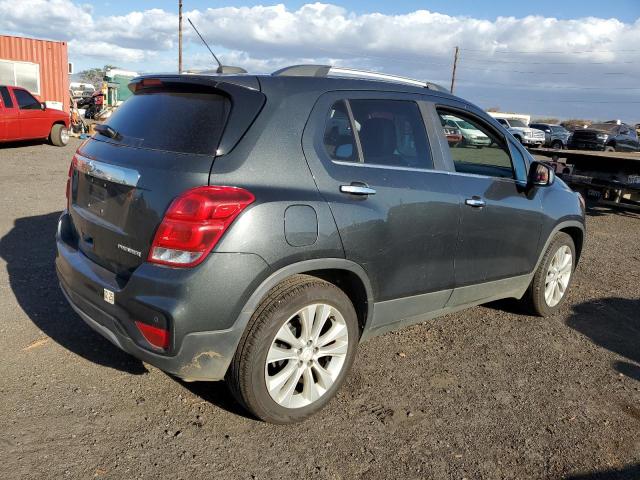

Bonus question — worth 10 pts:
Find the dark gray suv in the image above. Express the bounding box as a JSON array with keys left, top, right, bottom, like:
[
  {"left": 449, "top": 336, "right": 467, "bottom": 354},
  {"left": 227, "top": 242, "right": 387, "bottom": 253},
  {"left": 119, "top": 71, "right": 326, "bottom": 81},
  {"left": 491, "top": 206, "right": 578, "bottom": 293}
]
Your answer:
[{"left": 56, "top": 65, "right": 586, "bottom": 423}]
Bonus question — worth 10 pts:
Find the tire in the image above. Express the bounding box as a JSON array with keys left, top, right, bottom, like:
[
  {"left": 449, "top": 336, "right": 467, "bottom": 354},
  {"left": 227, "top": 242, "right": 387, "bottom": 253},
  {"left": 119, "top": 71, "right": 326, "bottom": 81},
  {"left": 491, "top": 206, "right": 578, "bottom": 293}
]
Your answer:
[
  {"left": 49, "top": 124, "right": 69, "bottom": 147},
  {"left": 514, "top": 135, "right": 523, "bottom": 144},
  {"left": 551, "top": 140, "right": 563, "bottom": 150},
  {"left": 604, "top": 145, "right": 616, "bottom": 153},
  {"left": 475, "top": 146, "right": 483, "bottom": 149},
  {"left": 227, "top": 275, "right": 359, "bottom": 424},
  {"left": 523, "top": 232, "right": 576, "bottom": 317}
]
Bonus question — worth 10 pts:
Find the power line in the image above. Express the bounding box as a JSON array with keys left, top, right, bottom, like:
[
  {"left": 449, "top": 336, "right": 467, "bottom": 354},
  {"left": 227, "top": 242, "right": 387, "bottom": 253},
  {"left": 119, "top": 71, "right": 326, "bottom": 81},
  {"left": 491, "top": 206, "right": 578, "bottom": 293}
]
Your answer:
[
  {"left": 470, "top": 97, "right": 640, "bottom": 104},
  {"left": 459, "top": 47, "right": 640, "bottom": 55},
  {"left": 459, "top": 81, "right": 640, "bottom": 91},
  {"left": 457, "top": 64, "right": 633, "bottom": 76},
  {"left": 459, "top": 57, "right": 636, "bottom": 66}
]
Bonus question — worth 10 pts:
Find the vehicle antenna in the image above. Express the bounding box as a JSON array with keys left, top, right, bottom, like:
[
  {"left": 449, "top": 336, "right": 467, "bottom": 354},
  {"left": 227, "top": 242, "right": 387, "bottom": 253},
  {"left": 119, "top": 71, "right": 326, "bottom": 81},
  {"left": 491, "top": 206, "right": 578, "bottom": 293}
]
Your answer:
[{"left": 187, "top": 18, "right": 223, "bottom": 73}]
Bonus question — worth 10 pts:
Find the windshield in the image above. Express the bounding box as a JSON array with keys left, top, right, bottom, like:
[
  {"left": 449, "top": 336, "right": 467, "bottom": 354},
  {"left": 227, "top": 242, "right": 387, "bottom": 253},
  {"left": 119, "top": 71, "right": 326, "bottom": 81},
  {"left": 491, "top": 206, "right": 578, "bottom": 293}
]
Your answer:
[
  {"left": 588, "top": 123, "right": 618, "bottom": 132},
  {"left": 509, "top": 119, "right": 528, "bottom": 128},
  {"left": 453, "top": 119, "right": 476, "bottom": 130},
  {"left": 100, "top": 89, "right": 230, "bottom": 155}
]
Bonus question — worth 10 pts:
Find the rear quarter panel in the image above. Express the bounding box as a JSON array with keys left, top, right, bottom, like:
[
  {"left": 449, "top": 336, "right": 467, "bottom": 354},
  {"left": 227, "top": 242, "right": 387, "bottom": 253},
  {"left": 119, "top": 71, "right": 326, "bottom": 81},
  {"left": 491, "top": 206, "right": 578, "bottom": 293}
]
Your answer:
[{"left": 210, "top": 79, "right": 345, "bottom": 269}]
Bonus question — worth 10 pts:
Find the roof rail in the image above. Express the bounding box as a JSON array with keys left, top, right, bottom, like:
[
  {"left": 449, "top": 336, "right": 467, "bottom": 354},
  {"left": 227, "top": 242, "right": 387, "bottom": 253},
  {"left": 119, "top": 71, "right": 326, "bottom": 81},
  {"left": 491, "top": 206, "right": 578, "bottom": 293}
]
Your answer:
[{"left": 272, "top": 64, "right": 447, "bottom": 92}]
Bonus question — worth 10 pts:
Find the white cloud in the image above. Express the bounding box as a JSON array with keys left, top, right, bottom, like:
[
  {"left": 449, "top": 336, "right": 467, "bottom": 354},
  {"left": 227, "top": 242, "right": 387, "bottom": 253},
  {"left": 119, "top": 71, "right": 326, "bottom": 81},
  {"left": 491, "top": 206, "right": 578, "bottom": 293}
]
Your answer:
[{"left": 1, "top": 1, "right": 639, "bottom": 118}]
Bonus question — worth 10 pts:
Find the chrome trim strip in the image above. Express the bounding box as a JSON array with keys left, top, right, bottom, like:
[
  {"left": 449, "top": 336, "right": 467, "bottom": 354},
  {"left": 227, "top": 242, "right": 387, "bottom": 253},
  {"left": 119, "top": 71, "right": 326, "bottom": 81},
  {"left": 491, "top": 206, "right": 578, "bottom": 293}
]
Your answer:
[
  {"left": 331, "top": 160, "right": 449, "bottom": 174},
  {"left": 75, "top": 154, "right": 140, "bottom": 187}
]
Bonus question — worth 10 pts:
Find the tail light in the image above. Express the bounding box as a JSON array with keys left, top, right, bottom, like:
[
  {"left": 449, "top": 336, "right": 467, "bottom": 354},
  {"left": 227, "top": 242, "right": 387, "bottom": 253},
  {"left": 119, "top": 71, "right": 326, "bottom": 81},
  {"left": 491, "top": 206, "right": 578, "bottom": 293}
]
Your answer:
[
  {"left": 148, "top": 186, "right": 255, "bottom": 268},
  {"left": 66, "top": 155, "right": 77, "bottom": 208},
  {"left": 135, "top": 321, "right": 169, "bottom": 350}
]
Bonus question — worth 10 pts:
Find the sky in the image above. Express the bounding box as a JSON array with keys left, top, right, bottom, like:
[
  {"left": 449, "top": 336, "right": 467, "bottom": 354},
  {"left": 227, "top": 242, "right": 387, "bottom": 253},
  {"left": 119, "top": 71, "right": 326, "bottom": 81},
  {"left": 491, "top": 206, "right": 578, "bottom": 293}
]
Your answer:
[{"left": 1, "top": 0, "right": 639, "bottom": 121}]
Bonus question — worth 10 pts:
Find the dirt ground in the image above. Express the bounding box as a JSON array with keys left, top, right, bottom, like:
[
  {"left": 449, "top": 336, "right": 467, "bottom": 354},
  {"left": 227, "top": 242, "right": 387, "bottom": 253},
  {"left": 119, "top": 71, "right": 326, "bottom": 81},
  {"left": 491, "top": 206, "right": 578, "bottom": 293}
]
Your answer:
[{"left": 1, "top": 139, "right": 639, "bottom": 480}]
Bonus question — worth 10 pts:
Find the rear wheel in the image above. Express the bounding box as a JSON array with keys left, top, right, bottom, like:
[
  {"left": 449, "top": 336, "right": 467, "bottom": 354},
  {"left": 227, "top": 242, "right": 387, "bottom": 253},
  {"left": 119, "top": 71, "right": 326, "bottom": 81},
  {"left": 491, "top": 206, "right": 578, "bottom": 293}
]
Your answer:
[
  {"left": 50, "top": 124, "right": 69, "bottom": 147},
  {"left": 227, "top": 275, "right": 359, "bottom": 423},
  {"left": 523, "top": 232, "right": 576, "bottom": 316}
]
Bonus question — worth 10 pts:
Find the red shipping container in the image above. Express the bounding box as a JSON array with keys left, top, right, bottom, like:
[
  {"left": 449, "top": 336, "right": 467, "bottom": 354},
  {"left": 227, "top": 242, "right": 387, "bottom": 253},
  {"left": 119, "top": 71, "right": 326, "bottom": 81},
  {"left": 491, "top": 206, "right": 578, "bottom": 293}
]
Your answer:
[{"left": 0, "top": 35, "right": 69, "bottom": 113}]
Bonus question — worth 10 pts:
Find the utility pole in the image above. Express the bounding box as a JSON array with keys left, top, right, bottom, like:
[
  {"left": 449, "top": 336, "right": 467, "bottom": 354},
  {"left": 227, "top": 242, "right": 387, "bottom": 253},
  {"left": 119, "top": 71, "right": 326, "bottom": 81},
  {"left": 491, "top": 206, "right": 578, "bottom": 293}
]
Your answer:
[
  {"left": 178, "top": 0, "right": 183, "bottom": 73},
  {"left": 450, "top": 46, "right": 459, "bottom": 94}
]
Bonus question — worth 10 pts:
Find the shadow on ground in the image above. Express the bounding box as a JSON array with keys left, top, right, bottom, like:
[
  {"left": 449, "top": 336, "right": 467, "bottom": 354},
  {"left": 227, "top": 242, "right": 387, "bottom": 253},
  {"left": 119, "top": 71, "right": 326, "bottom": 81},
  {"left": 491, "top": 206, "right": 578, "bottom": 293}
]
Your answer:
[
  {"left": 0, "top": 139, "right": 51, "bottom": 149},
  {"left": 564, "top": 463, "right": 640, "bottom": 480},
  {"left": 566, "top": 297, "right": 640, "bottom": 381},
  {"left": 0, "top": 211, "right": 147, "bottom": 374},
  {"left": 173, "top": 377, "right": 254, "bottom": 419},
  {"left": 585, "top": 203, "right": 640, "bottom": 219}
]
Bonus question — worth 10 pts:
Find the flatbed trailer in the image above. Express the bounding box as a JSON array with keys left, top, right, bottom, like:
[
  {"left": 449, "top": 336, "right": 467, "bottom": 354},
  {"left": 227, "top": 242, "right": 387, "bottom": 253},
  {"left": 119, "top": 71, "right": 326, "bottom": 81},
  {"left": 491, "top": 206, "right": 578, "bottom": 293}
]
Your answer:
[{"left": 530, "top": 148, "right": 640, "bottom": 206}]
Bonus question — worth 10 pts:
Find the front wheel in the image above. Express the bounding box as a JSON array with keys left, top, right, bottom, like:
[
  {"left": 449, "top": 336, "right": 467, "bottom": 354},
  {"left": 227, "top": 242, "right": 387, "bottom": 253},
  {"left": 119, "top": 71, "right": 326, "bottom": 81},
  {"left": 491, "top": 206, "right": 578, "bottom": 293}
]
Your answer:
[
  {"left": 551, "top": 140, "right": 563, "bottom": 150},
  {"left": 604, "top": 145, "right": 616, "bottom": 153},
  {"left": 523, "top": 232, "right": 576, "bottom": 316},
  {"left": 227, "top": 275, "right": 359, "bottom": 423},
  {"left": 50, "top": 124, "right": 69, "bottom": 147}
]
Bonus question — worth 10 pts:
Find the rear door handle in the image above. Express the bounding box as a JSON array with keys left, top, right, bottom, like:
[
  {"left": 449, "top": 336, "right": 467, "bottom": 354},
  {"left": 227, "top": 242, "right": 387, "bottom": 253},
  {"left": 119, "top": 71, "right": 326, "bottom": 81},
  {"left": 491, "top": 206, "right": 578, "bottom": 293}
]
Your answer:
[
  {"left": 340, "top": 184, "right": 376, "bottom": 196},
  {"left": 465, "top": 197, "right": 486, "bottom": 208}
]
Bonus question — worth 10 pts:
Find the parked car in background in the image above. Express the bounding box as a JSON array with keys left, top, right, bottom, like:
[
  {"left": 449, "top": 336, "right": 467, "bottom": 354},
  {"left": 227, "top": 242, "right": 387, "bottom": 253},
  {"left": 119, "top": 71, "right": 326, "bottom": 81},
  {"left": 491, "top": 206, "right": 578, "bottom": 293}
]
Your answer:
[
  {"left": 442, "top": 115, "right": 491, "bottom": 148},
  {"left": 494, "top": 117, "right": 545, "bottom": 147},
  {"left": 0, "top": 85, "right": 70, "bottom": 146},
  {"left": 529, "top": 123, "right": 572, "bottom": 149},
  {"left": 568, "top": 121, "right": 640, "bottom": 152},
  {"left": 56, "top": 66, "right": 585, "bottom": 423},
  {"left": 443, "top": 123, "right": 463, "bottom": 147},
  {"left": 69, "top": 82, "right": 96, "bottom": 100}
]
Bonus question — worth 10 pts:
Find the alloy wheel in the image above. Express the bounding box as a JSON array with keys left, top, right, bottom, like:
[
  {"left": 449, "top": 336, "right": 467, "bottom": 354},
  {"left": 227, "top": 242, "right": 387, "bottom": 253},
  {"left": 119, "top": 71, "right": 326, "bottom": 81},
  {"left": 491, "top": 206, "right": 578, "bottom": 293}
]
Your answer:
[
  {"left": 544, "top": 245, "right": 573, "bottom": 307},
  {"left": 264, "top": 303, "right": 349, "bottom": 409}
]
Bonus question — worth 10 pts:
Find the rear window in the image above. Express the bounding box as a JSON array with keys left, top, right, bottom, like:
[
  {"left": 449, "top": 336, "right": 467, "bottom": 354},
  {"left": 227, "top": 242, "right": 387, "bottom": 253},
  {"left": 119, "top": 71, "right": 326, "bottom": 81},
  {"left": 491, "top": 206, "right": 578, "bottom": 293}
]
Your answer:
[{"left": 101, "top": 89, "right": 230, "bottom": 155}]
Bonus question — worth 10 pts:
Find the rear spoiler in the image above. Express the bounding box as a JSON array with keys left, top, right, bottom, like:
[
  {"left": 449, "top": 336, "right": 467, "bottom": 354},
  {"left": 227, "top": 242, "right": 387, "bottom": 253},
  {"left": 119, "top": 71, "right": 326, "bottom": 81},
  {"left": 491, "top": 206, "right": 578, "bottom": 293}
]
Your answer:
[{"left": 128, "top": 74, "right": 266, "bottom": 156}]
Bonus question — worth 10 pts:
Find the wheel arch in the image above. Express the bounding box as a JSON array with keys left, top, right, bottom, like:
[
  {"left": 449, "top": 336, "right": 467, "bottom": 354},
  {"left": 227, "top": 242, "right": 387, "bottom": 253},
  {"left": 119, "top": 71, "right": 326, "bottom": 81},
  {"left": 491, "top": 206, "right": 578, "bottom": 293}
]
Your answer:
[
  {"left": 559, "top": 225, "right": 584, "bottom": 262},
  {"left": 51, "top": 120, "right": 69, "bottom": 130},
  {"left": 534, "top": 220, "right": 585, "bottom": 273},
  {"left": 236, "top": 259, "right": 374, "bottom": 340}
]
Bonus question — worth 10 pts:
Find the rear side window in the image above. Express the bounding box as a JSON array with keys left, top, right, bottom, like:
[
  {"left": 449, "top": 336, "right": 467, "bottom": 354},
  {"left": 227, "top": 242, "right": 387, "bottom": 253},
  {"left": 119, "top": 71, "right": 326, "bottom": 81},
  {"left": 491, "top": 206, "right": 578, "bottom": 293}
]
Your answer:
[
  {"left": 0, "top": 87, "right": 13, "bottom": 108},
  {"left": 13, "top": 89, "right": 40, "bottom": 110},
  {"left": 103, "top": 89, "right": 230, "bottom": 155},
  {"left": 324, "top": 100, "right": 357, "bottom": 162},
  {"left": 437, "top": 110, "right": 515, "bottom": 179},
  {"left": 323, "top": 98, "right": 432, "bottom": 169}
]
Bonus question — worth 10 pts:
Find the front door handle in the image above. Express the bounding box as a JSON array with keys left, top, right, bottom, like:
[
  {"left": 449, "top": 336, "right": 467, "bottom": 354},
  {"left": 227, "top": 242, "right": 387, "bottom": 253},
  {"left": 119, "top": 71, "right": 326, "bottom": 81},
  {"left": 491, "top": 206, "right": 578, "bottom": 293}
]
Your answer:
[
  {"left": 340, "top": 184, "right": 376, "bottom": 196},
  {"left": 465, "top": 197, "right": 486, "bottom": 208}
]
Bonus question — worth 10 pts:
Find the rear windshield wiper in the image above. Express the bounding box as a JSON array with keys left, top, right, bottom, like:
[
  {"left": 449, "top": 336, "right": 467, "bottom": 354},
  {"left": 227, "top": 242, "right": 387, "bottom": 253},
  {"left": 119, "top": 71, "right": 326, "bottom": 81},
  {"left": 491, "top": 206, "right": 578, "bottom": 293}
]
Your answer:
[{"left": 94, "top": 124, "right": 122, "bottom": 141}]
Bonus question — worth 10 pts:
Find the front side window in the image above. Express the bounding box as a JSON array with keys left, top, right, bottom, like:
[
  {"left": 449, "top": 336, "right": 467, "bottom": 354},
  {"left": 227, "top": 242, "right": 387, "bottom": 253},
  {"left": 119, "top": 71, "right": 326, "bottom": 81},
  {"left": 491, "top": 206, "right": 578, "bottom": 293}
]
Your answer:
[
  {"left": 437, "top": 110, "right": 515, "bottom": 179},
  {"left": 323, "top": 99, "right": 432, "bottom": 169},
  {"left": 13, "top": 89, "right": 41, "bottom": 110}
]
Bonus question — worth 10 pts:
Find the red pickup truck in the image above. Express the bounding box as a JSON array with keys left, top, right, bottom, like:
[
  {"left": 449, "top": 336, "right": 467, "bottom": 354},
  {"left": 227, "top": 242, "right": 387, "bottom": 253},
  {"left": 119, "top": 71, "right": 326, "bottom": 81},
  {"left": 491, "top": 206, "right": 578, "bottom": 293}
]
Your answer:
[{"left": 0, "top": 85, "right": 70, "bottom": 147}]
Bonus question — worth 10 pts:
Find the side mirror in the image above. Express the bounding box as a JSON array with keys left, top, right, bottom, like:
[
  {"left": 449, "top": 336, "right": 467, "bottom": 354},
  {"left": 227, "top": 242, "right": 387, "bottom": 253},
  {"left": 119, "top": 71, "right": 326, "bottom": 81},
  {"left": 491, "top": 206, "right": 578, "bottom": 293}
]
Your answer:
[
  {"left": 528, "top": 161, "right": 555, "bottom": 187},
  {"left": 40, "top": 102, "right": 46, "bottom": 110}
]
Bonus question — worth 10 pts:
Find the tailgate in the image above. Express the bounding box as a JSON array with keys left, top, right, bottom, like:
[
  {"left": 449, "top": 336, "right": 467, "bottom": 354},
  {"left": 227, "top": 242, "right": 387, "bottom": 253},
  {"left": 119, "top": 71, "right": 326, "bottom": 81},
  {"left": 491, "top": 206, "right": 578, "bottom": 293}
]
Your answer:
[{"left": 67, "top": 76, "right": 265, "bottom": 277}]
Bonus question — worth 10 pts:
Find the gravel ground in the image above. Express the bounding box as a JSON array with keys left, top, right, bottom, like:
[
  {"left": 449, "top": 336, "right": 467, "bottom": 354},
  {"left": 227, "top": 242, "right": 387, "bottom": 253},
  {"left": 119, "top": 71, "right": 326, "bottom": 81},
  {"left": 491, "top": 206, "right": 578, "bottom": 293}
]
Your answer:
[{"left": 1, "top": 139, "right": 639, "bottom": 480}]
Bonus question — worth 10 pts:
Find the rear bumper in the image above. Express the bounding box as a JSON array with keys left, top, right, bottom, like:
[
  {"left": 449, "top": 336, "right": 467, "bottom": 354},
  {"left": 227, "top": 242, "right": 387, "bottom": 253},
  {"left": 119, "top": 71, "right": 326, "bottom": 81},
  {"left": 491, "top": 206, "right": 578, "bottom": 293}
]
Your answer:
[{"left": 55, "top": 212, "right": 270, "bottom": 381}]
